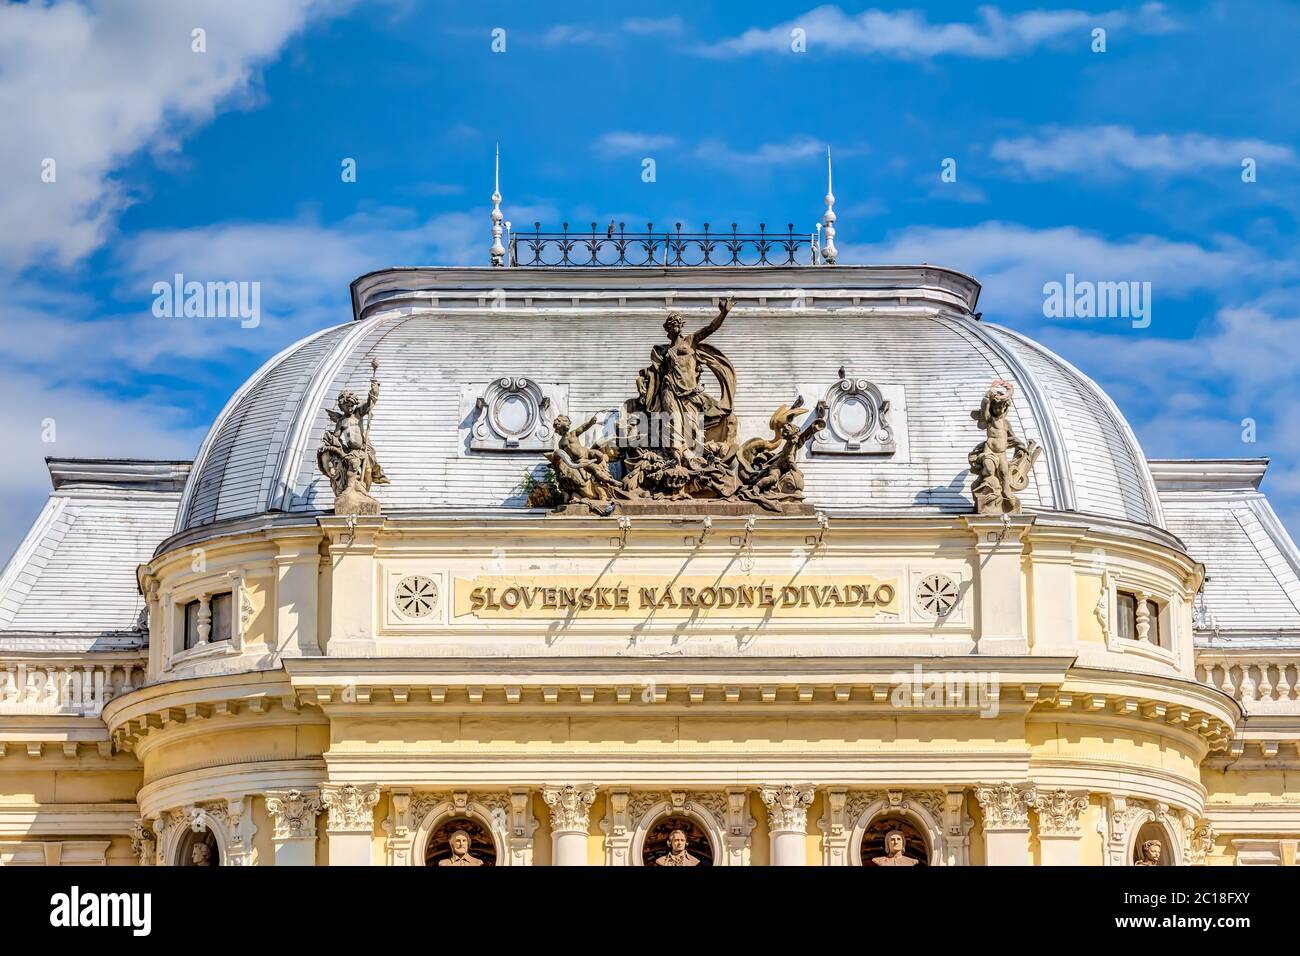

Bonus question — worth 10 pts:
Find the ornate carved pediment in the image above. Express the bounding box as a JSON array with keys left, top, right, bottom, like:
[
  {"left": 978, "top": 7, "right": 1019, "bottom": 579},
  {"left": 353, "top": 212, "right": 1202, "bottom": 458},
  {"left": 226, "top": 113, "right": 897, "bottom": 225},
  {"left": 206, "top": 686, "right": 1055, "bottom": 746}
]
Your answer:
[
  {"left": 465, "top": 377, "right": 563, "bottom": 451},
  {"left": 811, "top": 373, "right": 896, "bottom": 455}
]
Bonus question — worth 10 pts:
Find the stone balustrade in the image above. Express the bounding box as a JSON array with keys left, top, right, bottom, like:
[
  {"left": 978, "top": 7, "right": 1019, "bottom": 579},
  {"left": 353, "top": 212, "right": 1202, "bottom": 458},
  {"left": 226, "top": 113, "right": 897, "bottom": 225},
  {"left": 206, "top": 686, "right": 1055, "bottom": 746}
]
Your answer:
[
  {"left": 1196, "top": 653, "right": 1300, "bottom": 713},
  {"left": 0, "top": 656, "right": 146, "bottom": 717}
]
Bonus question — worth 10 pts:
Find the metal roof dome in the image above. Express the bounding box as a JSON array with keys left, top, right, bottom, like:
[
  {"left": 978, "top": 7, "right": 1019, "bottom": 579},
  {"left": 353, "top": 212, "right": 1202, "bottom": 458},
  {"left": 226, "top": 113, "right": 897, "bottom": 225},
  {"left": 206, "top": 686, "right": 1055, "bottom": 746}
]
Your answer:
[{"left": 172, "top": 265, "right": 1161, "bottom": 540}]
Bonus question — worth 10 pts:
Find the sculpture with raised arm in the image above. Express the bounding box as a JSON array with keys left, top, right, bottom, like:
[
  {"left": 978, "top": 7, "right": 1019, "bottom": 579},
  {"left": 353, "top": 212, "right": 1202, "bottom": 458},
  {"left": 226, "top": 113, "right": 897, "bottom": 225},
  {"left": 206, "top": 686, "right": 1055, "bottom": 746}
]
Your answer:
[{"left": 317, "top": 358, "right": 389, "bottom": 516}]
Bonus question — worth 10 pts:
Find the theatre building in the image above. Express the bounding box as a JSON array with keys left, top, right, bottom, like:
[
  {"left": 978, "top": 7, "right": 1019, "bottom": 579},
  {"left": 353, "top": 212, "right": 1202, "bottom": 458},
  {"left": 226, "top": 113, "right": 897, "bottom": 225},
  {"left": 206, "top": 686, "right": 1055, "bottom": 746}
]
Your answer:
[{"left": 1, "top": 211, "right": 1298, "bottom": 867}]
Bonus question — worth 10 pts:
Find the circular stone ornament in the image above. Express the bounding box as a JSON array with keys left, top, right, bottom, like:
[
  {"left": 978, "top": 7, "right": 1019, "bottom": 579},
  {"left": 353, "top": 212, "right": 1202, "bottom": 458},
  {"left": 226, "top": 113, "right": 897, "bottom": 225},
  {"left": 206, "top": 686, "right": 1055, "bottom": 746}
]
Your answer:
[
  {"left": 395, "top": 575, "right": 439, "bottom": 618},
  {"left": 915, "top": 574, "right": 959, "bottom": 617}
]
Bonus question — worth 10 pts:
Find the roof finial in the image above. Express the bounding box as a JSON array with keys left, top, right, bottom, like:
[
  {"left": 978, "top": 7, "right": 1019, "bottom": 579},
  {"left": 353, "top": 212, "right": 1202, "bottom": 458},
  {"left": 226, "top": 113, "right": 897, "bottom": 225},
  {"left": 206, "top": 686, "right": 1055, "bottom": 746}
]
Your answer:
[
  {"left": 821, "top": 146, "right": 837, "bottom": 265},
  {"left": 490, "top": 144, "right": 506, "bottom": 267}
]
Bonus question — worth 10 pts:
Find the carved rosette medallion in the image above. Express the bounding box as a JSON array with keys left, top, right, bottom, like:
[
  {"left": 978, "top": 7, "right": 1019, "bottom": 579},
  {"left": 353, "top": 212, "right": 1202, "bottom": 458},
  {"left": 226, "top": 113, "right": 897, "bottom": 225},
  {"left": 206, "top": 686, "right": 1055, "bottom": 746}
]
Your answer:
[
  {"left": 760, "top": 784, "right": 814, "bottom": 833},
  {"left": 321, "top": 783, "right": 380, "bottom": 833},
  {"left": 266, "top": 789, "right": 324, "bottom": 841},
  {"left": 1033, "top": 788, "right": 1090, "bottom": 837},
  {"left": 975, "top": 783, "right": 1037, "bottom": 831},
  {"left": 543, "top": 785, "right": 596, "bottom": 833},
  {"left": 915, "top": 573, "right": 960, "bottom": 618},
  {"left": 394, "top": 575, "right": 438, "bottom": 618}
]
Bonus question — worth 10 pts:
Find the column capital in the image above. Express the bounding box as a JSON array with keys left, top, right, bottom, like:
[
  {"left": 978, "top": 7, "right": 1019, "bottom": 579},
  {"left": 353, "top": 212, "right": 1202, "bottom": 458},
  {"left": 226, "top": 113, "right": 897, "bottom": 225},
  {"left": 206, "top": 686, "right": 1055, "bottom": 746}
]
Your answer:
[
  {"left": 760, "top": 784, "right": 814, "bottom": 833},
  {"left": 321, "top": 783, "right": 380, "bottom": 834},
  {"left": 266, "top": 788, "right": 324, "bottom": 841},
  {"left": 1033, "top": 788, "right": 1089, "bottom": 837},
  {"left": 543, "top": 784, "right": 596, "bottom": 833},
  {"left": 975, "top": 782, "right": 1037, "bottom": 831}
]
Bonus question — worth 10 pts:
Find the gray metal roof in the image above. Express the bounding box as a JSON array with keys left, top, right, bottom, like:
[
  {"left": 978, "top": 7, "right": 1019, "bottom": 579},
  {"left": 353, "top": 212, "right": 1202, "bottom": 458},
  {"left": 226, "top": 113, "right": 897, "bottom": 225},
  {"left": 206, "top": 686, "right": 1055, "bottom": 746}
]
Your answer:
[
  {"left": 173, "top": 267, "right": 1162, "bottom": 535},
  {"left": 0, "top": 460, "right": 187, "bottom": 640},
  {"left": 1153, "top": 460, "right": 1300, "bottom": 639}
]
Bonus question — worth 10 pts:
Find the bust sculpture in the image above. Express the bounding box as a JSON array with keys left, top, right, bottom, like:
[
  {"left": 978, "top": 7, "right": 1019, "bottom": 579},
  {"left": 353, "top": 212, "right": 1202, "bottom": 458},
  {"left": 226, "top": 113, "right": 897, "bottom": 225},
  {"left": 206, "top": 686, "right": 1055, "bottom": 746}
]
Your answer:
[
  {"left": 871, "top": 829, "right": 918, "bottom": 866},
  {"left": 191, "top": 842, "right": 213, "bottom": 866},
  {"left": 316, "top": 357, "right": 389, "bottom": 516},
  {"left": 654, "top": 828, "right": 701, "bottom": 866},
  {"left": 438, "top": 829, "right": 485, "bottom": 867},
  {"left": 969, "top": 380, "right": 1041, "bottom": 515},
  {"left": 1134, "top": 839, "right": 1162, "bottom": 866}
]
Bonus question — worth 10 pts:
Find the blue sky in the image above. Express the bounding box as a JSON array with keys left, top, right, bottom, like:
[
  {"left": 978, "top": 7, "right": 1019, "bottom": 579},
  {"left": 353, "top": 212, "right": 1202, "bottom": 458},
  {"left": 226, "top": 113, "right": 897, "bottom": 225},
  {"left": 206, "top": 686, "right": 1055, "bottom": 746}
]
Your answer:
[{"left": 2, "top": 0, "right": 1299, "bottom": 561}]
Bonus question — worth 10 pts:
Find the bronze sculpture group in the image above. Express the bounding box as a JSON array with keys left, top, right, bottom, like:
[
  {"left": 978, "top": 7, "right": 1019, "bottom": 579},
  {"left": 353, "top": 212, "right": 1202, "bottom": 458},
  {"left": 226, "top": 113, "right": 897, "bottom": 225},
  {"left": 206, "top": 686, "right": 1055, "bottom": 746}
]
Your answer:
[
  {"left": 545, "top": 298, "right": 827, "bottom": 515},
  {"left": 314, "top": 308, "right": 1040, "bottom": 519}
]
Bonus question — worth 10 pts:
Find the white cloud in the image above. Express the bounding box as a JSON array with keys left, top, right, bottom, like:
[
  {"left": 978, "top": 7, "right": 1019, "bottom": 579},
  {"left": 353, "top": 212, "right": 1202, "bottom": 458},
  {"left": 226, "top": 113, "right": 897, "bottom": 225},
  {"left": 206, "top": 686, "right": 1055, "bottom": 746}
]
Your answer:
[
  {"left": 700, "top": 3, "right": 1177, "bottom": 59},
  {"left": 695, "top": 135, "right": 828, "bottom": 167},
  {"left": 991, "top": 125, "right": 1298, "bottom": 179},
  {"left": 0, "top": 370, "right": 204, "bottom": 567},
  {"left": 0, "top": 0, "right": 347, "bottom": 271},
  {"left": 594, "top": 132, "right": 678, "bottom": 157},
  {"left": 623, "top": 17, "right": 685, "bottom": 37},
  {"left": 846, "top": 221, "right": 1286, "bottom": 319}
]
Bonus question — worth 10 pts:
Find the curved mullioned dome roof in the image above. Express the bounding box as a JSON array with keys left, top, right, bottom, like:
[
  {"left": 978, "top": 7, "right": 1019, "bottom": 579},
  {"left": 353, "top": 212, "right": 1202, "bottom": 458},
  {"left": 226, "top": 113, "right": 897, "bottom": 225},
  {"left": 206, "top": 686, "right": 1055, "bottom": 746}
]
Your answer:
[{"left": 174, "top": 296, "right": 1162, "bottom": 538}]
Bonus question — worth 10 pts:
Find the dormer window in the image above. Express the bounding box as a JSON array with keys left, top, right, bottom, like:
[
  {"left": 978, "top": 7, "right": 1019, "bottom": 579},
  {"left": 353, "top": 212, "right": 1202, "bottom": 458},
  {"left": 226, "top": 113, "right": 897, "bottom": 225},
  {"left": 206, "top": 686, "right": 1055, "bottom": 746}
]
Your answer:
[
  {"left": 1117, "top": 590, "right": 1162, "bottom": 646},
  {"left": 183, "top": 592, "right": 233, "bottom": 649}
]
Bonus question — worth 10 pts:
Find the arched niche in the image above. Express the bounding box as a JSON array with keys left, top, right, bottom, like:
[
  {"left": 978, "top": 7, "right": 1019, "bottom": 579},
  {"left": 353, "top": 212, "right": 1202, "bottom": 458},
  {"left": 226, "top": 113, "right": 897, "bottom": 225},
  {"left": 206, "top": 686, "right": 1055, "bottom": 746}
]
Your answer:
[
  {"left": 1129, "top": 816, "right": 1180, "bottom": 867},
  {"left": 629, "top": 798, "right": 728, "bottom": 866},
  {"left": 411, "top": 798, "right": 509, "bottom": 866},
  {"left": 848, "top": 795, "right": 944, "bottom": 866}
]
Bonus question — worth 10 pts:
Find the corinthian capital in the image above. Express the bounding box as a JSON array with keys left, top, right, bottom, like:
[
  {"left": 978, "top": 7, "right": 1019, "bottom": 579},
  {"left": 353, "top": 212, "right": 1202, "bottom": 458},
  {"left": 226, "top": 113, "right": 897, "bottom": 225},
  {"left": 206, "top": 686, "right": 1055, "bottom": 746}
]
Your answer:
[
  {"left": 266, "top": 789, "right": 324, "bottom": 841},
  {"left": 1033, "top": 789, "right": 1089, "bottom": 837},
  {"left": 320, "top": 783, "right": 380, "bottom": 833},
  {"left": 975, "top": 783, "right": 1037, "bottom": 831},
  {"left": 543, "top": 785, "right": 596, "bottom": 832},
  {"left": 760, "top": 784, "right": 814, "bottom": 833}
]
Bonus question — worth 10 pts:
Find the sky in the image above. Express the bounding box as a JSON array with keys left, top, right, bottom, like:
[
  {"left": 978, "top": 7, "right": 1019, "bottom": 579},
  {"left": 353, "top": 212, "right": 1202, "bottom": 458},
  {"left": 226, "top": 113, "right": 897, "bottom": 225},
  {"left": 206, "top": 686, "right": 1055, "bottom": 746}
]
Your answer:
[{"left": 1, "top": 0, "right": 1299, "bottom": 563}]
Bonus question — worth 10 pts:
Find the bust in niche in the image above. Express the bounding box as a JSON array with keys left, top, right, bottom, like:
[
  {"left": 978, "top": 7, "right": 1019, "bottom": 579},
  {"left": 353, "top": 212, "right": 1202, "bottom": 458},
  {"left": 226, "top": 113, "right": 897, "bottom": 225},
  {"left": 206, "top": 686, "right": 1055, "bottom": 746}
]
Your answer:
[
  {"left": 871, "top": 829, "right": 919, "bottom": 866},
  {"left": 654, "top": 828, "right": 701, "bottom": 866},
  {"left": 1134, "top": 840, "right": 1163, "bottom": 866},
  {"left": 438, "top": 829, "right": 485, "bottom": 867}
]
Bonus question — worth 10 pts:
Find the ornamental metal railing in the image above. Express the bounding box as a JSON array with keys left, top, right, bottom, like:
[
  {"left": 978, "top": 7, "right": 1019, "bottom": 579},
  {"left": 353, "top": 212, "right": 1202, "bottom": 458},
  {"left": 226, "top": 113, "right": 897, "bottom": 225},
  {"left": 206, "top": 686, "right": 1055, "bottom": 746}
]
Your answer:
[{"left": 509, "top": 221, "right": 822, "bottom": 267}]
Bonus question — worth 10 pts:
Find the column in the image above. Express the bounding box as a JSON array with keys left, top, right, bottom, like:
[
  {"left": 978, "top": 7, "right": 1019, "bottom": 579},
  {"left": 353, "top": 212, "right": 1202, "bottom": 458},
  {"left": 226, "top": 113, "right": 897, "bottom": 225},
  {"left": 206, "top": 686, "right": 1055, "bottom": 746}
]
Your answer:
[
  {"left": 319, "top": 517, "right": 384, "bottom": 652},
  {"left": 543, "top": 785, "right": 595, "bottom": 866},
  {"left": 964, "top": 516, "right": 1033, "bottom": 655},
  {"left": 274, "top": 528, "right": 324, "bottom": 657},
  {"left": 1025, "top": 526, "right": 1085, "bottom": 655},
  {"left": 975, "top": 783, "right": 1036, "bottom": 865},
  {"left": 761, "top": 784, "right": 813, "bottom": 866},
  {"left": 321, "top": 783, "right": 379, "bottom": 866},
  {"left": 1032, "top": 788, "right": 1089, "bottom": 866},
  {"left": 943, "top": 787, "right": 972, "bottom": 867},
  {"left": 266, "top": 789, "right": 323, "bottom": 866}
]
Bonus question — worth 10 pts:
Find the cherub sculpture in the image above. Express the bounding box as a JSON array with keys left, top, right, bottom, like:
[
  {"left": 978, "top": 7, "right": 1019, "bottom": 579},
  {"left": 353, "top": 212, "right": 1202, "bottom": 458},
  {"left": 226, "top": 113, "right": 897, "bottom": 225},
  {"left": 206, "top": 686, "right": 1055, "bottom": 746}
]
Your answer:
[
  {"left": 316, "top": 358, "right": 389, "bottom": 515},
  {"left": 545, "top": 413, "right": 624, "bottom": 513},
  {"left": 736, "top": 402, "right": 826, "bottom": 512},
  {"left": 968, "top": 381, "right": 1040, "bottom": 515}
]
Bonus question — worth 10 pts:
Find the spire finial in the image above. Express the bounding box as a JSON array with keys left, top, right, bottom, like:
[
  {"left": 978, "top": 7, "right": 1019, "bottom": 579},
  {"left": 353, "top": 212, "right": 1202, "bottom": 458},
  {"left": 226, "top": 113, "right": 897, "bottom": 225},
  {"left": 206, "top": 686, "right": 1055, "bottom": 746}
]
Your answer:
[
  {"left": 821, "top": 146, "right": 837, "bottom": 265},
  {"left": 490, "top": 144, "right": 506, "bottom": 267}
]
